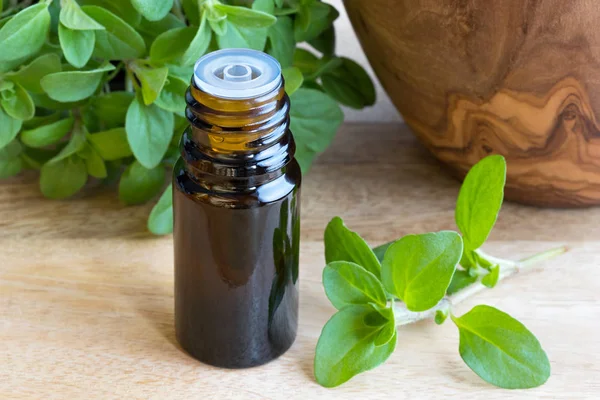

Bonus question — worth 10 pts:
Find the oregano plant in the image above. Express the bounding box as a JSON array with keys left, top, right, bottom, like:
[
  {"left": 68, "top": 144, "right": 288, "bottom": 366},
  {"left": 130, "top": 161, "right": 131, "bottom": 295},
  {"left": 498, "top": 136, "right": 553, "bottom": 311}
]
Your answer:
[
  {"left": 0, "top": 0, "right": 374, "bottom": 234},
  {"left": 315, "top": 155, "right": 566, "bottom": 388}
]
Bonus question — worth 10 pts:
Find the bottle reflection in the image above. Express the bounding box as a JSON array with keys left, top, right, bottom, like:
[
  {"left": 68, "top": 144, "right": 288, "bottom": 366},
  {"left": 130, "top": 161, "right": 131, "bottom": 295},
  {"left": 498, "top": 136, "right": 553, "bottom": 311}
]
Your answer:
[{"left": 268, "top": 196, "right": 300, "bottom": 347}]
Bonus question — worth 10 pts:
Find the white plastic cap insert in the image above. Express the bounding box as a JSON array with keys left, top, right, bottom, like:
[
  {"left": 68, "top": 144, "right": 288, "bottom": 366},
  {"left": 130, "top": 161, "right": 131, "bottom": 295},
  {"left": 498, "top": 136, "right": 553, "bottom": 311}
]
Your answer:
[{"left": 193, "top": 49, "right": 282, "bottom": 99}]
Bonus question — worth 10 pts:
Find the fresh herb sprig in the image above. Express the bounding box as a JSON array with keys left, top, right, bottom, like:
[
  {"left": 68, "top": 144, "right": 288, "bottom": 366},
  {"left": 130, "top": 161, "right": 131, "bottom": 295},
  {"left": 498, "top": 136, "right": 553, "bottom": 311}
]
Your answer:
[
  {"left": 0, "top": 0, "right": 374, "bottom": 234},
  {"left": 315, "top": 155, "right": 566, "bottom": 388}
]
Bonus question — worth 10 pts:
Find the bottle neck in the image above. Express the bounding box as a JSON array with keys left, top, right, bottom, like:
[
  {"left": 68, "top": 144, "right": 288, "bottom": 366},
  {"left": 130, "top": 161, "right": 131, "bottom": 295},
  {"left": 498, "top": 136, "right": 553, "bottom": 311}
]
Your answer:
[{"left": 180, "top": 80, "right": 294, "bottom": 189}]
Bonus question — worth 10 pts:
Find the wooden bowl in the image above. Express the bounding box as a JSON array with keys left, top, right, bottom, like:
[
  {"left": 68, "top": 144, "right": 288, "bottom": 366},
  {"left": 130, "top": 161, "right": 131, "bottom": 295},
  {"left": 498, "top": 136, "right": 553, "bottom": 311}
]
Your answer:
[{"left": 344, "top": 0, "right": 600, "bottom": 207}]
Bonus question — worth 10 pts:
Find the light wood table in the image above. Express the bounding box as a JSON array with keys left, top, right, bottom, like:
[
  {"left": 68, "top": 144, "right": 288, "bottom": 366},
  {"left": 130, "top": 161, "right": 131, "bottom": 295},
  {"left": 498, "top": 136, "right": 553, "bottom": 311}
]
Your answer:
[{"left": 1, "top": 124, "right": 599, "bottom": 399}]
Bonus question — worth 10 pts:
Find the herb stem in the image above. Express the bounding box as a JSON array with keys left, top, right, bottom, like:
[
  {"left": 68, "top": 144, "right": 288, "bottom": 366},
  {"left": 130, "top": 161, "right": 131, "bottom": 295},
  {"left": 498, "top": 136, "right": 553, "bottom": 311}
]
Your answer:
[{"left": 393, "top": 246, "right": 568, "bottom": 326}]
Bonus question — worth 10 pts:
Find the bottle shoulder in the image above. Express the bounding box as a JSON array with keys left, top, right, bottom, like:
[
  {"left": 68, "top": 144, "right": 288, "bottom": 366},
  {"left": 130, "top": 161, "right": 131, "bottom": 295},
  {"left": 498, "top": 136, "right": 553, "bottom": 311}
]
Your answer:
[{"left": 173, "top": 157, "right": 301, "bottom": 208}]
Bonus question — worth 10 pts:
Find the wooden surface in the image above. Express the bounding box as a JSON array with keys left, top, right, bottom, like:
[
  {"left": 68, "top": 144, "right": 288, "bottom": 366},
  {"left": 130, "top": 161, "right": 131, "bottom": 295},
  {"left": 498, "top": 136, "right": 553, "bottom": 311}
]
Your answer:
[
  {"left": 1, "top": 123, "right": 600, "bottom": 399},
  {"left": 345, "top": 0, "right": 600, "bottom": 207}
]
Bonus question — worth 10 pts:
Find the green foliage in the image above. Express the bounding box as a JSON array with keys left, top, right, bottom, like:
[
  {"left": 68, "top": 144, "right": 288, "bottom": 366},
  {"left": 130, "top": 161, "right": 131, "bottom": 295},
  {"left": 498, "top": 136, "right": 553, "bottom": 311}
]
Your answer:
[
  {"left": 40, "top": 62, "right": 115, "bottom": 102},
  {"left": 324, "top": 216, "right": 381, "bottom": 278},
  {"left": 125, "top": 96, "right": 173, "bottom": 169},
  {"left": 0, "top": 140, "right": 23, "bottom": 178},
  {"left": 60, "top": 0, "right": 105, "bottom": 30},
  {"left": 381, "top": 231, "right": 462, "bottom": 311},
  {"left": 316, "top": 156, "right": 553, "bottom": 389},
  {"left": 456, "top": 155, "right": 506, "bottom": 252},
  {"left": 0, "top": 3, "right": 51, "bottom": 62},
  {"left": 118, "top": 160, "right": 165, "bottom": 205},
  {"left": 21, "top": 116, "right": 74, "bottom": 148},
  {"left": 148, "top": 185, "right": 173, "bottom": 235},
  {"left": 40, "top": 156, "right": 88, "bottom": 199},
  {"left": 0, "top": 0, "right": 375, "bottom": 235},
  {"left": 0, "top": 107, "right": 22, "bottom": 148},
  {"left": 58, "top": 23, "right": 95, "bottom": 68},
  {"left": 289, "top": 87, "right": 343, "bottom": 172},
  {"left": 130, "top": 0, "right": 172, "bottom": 22},
  {"left": 452, "top": 305, "right": 551, "bottom": 389},
  {"left": 323, "top": 261, "right": 387, "bottom": 310},
  {"left": 314, "top": 304, "right": 397, "bottom": 388},
  {"left": 87, "top": 127, "right": 132, "bottom": 160},
  {"left": 282, "top": 66, "right": 302, "bottom": 95}
]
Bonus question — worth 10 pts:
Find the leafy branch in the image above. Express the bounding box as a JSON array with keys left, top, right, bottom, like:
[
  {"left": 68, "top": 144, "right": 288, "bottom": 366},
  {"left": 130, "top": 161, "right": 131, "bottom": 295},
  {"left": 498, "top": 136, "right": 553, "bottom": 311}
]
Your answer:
[
  {"left": 314, "top": 155, "right": 567, "bottom": 389},
  {"left": 0, "top": 0, "right": 374, "bottom": 234}
]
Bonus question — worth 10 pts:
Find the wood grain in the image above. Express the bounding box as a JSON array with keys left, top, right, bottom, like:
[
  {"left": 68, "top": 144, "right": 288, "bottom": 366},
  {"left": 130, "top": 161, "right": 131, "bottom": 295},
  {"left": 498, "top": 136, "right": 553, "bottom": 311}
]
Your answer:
[
  {"left": 1, "top": 124, "right": 600, "bottom": 399},
  {"left": 344, "top": 0, "right": 600, "bottom": 206}
]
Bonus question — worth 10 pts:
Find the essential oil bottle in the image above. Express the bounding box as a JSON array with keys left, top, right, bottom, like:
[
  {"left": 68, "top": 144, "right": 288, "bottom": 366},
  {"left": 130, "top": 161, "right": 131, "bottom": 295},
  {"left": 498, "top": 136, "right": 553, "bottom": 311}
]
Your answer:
[{"left": 173, "top": 49, "right": 301, "bottom": 369}]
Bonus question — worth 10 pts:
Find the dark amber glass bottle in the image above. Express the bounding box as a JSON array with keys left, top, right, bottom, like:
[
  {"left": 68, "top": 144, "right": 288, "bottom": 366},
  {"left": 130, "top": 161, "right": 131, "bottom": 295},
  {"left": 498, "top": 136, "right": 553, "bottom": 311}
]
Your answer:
[{"left": 173, "top": 49, "right": 300, "bottom": 368}]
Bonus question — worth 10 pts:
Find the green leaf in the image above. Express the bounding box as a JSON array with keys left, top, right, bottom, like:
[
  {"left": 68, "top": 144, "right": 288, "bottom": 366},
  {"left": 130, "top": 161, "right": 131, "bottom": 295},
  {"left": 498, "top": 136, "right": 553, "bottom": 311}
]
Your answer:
[
  {"left": 207, "top": 7, "right": 227, "bottom": 36},
  {"left": 166, "top": 63, "right": 194, "bottom": 82},
  {"left": 155, "top": 75, "right": 188, "bottom": 116},
  {"left": 0, "top": 3, "right": 51, "bottom": 62},
  {"left": 0, "top": 54, "right": 28, "bottom": 75},
  {"left": 308, "top": 25, "right": 335, "bottom": 56},
  {"left": 60, "top": 0, "right": 105, "bottom": 30},
  {"left": 323, "top": 261, "right": 387, "bottom": 310},
  {"left": 79, "top": 142, "right": 107, "bottom": 178},
  {"left": 21, "top": 117, "right": 74, "bottom": 148},
  {"left": 126, "top": 96, "right": 174, "bottom": 169},
  {"left": 23, "top": 112, "right": 61, "bottom": 130},
  {"left": 40, "top": 156, "right": 88, "bottom": 199},
  {"left": 0, "top": 108, "right": 22, "bottom": 149},
  {"left": 118, "top": 160, "right": 166, "bottom": 205},
  {"left": 324, "top": 217, "right": 381, "bottom": 278},
  {"left": 137, "top": 12, "right": 185, "bottom": 44},
  {"left": 150, "top": 26, "right": 196, "bottom": 65},
  {"left": 293, "top": 48, "right": 341, "bottom": 81},
  {"left": 282, "top": 67, "right": 302, "bottom": 96},
  {"left": 373, "top": 241, "right": 393, "bottom": 263},
  {"left": 213, "top": 3, "right": 276, "bottom": 28},
  {"left": 0, "top": 140, "right": 23, "bottom": 179},
  {"left": 81, "top": 6, "right": 146, "bottom": 60},
  {"left": 456, "top": 155, "right": 507, "bottom": 251},
  {"left": 451, "top": 305, "right": 550, "bottom": 389},
  {"left": 435, "top": 309, "right": 449, "bottom": 325},
  {"left": 289, "top": 88, "right": 342, "bottom": 171},
  {"left": 322, "top": 58, "right": 376, "bottom": 109},
  {"left": 40, "top": 63, "right": 115, "bottom": 102},
  {"left": 252, "top": 0, "right": 275, "bottom": 14},
  {"left": 181, "top": 13, "right": 212, "bottom": 66},
  {"left": 88, "top": 127, "right": 132, "bottom": 160},
  {"left": 79, "top": 0, "right": 142, "bottom": 27},
  {"left": 131, "top": 0, "right": 173, "bottom": 22},
  {"left": 381, "top": 231, "right": 463, "bottom": 312},
  {"left": 481, "top": 264, "right": 500, "bottom": 288},
  {"left": 22, "top": 147, "right": 60, "bottom": 170},
  {"left": 58, "top": 23, "right": 95, "bottom": 68},
  {"left": 148, "top": 185, "right": 173, "bottom": 235},
  {"left": 0, "top": 80, "right": 13, "bottom": 92},
  {"left": 216, "top": 21, "right": 266, "bottom": 51},
  {"left": 91, "top": 91, "right": 134, "bottom": 129},
  {"left": 446, "top": 269, "right": 477, "bottom": 295},
  {"left": 314, "top": 304, "right": 397, "bottom": 388},
  {"left": 267, "top": 17, "right": 294, "bottom": 68},
  {"left": 1, "top": 82, "right": 34, "bottom": 120},
  {"left": 48, "top": 127, "right": 87, "bottom": 164},
  {"left": 294, "top": 1, "right": 336, "bottom": 43},
  {"left": 131, "top": 62, "right": 168, "bottom": 105},
  {"left": 29, "top": 92, "right": 84, "bottom": 110},
  {"left": 6, "top": 53, "right": 62, "bottom": 93},
  {"left": 182, "top": 0, "right": 200, "bottom": 26}
]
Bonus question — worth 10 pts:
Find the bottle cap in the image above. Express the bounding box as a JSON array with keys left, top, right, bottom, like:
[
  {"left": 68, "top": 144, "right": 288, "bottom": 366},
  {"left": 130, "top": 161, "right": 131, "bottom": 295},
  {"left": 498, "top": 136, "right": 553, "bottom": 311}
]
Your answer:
[{"left": 193, "top": 48, "right": 282, "bottom": 99}]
